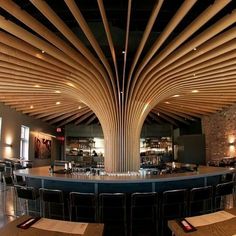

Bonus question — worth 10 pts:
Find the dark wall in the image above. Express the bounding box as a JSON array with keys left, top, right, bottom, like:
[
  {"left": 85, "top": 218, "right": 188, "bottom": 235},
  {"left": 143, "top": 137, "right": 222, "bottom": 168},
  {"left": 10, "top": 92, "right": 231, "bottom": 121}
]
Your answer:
[
  {"left": 176, "top": 134, "right": 206, "bottom": 165},
  {"left": 65, "top": 123, "right": 172, "bottom": 138}
]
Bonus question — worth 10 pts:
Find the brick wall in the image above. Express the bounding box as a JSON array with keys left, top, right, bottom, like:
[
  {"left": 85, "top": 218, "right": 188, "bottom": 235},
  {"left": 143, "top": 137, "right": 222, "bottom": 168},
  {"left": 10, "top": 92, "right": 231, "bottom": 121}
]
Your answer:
[{"left": 202, "top": 104, "right": 236, "bottom": 162}]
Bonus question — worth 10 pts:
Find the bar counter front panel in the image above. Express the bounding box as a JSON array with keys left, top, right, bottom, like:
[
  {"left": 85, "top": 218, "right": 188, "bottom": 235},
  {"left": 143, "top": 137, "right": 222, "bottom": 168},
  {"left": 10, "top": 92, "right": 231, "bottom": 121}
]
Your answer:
[{"left": 15, "top": 166, "right": 234, "bottom": 193}]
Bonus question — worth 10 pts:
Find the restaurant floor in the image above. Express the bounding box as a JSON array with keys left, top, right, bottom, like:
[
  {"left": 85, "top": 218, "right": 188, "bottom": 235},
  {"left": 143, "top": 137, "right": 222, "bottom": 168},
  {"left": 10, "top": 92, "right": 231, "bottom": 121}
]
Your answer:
[{"left": 0, "top": 183, "right": 235, "bottom": 235}]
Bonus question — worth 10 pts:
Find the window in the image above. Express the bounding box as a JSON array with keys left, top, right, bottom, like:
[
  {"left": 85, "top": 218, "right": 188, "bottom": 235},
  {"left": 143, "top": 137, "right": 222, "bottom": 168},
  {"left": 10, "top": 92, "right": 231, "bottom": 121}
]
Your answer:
[
  {"left": 20, "top": 125, "right": 30, "bottom": 160},
  {"left": 0, "top": 117, "right": 2, "bottom": 141}
]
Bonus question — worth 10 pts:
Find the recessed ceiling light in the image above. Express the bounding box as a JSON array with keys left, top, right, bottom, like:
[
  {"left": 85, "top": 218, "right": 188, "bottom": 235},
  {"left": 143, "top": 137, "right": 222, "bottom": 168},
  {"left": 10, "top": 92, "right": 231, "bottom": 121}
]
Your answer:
[
  {"left": 191, "top": 90, "right": 199, "bottom": 93},
  {"left": 30, "top": 105, "right": 34, "bottom": 109},
  {"left": 172, "top": 94, "right": 180, "bottom": 97},
  {"left": 66, "top": 82, "right": 75, "bottom": 88},
  {"left": 78, "top": 106, "right": 82, "bottom": 109},
  {"left": 34, "top": 84, "right": 41, "bottom": 88},
  {"left": 41, "top": 50, "right": 45, "bottom": 53},
  {"left": 56, "top": 102, "right": 61, "bottom": 105},
  {"left": 193, "top": 48, "right": 197, "bottom": 51},
  {"left": 157, "top": 112, "right": 160, "bottom": 116},
  {"left": 165, "top": 101, "right": 170, "bottom": 104},
  {"left": 55, "top": 90, "right": 61, "bottom": 93}
]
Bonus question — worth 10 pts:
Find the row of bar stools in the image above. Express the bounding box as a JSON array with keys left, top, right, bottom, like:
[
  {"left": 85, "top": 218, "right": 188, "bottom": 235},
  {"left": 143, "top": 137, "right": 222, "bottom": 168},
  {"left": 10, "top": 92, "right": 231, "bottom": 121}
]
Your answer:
[
  {"left": 69, "top": 192, "right": 127, "bottom": 235},
  {"left": 14, "top": 186, "right": 65, "bottom": 219}
]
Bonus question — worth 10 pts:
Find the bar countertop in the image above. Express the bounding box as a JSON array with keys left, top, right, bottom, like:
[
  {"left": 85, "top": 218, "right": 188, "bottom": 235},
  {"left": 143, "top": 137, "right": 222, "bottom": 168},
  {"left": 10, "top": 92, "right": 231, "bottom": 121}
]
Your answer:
[{"left": 14, "top": 165, "right": 235, "bottom": 183}]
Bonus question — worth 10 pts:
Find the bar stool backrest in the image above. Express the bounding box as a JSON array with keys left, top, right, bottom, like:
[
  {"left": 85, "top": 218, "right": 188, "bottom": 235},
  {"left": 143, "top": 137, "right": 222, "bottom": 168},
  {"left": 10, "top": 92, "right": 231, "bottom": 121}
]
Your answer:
[
  {"left": 162, "top": 189, "right": 188, "bottom": 219},
  {"left": 0, "top": 163, "right": 6, "bottom": 173},
  {"left": 189, "top": 186, "right": 213, "bottom": 216},
  {"left": 39, "top": 188, "right": 64, "bottom": 203},
  {"left": 99, "top": 193, "right": 127, "bottom": 236},
  {"left": 215, "top": 181, "right": 234, "bottom": 197},
  {"left": 130, "top": 192, "right": 158, "bottom": 236},
  {"left": 15, "top": 185, "right": 38, "bottom": 200},
  {"left": 214, "top": 181, "right": 235, "bottom": 211},
  {"left": 39, "top": 188, "right": 65, "bottom": 220},
  {"left": 99, "top": 193, "right": 126, "bottom": 222},
  {"left": 69, "top": 192, "right": 97, "bottom": 222},
  {"left": 131, "top": 192, "right": 158, "bottom": 219}
]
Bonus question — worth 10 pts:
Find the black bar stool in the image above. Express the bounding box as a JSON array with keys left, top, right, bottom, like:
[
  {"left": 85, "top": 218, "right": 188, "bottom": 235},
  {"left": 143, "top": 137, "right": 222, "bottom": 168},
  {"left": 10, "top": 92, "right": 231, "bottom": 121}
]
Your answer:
[
  {"left": 39, "top": 188, "right": 65, "bottom": 220},
  {"left": 189, "top": 186, "right": 213, "bottom": 216},
  {"left": 14, "top": 185, "right": 39, "bottom": 216},
  {"left": 214, "top": 181, "right": 235, "bottom": 211},
  {"left": 160, "top": 189, "right": 188, "bottom": 236},
  {"left": 69, "top": 192, "right": 97, "bottom": 222},
  {"left": 130, "top": 192, "right": 158, "bottom": 236},
  {"left": 99, "top": 193, "right": 127, "bottom": 236},
  {"left": 1, "top": 173, "right": 15, "bottom": 216}
]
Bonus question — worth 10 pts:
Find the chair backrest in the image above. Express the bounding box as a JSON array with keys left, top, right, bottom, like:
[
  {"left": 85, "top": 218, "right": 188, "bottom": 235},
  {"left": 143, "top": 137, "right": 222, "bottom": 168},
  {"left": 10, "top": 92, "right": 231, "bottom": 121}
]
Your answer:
[
  {"left": 215, "top": 181, "right": 234, "bottom": 197},
  {"left": 131, "top": 192, "right": 158, "bottom": 220},
  {"left": 162, "top": 189, "right": 188, "bottom": 219},
  {"left": 99, "top": 193, "right": 126, "bottom": 223},
  {"left": 190, "top": 186, "right": 213, "bottom": 201},
  {"left": 39, "top": 188, "right": 64, "bottom": 203},
  {"left": 2, "top": 174, "right": 14, "bottom": 186},
  {"left": 69, "top": 192, "right": 97, "bottom": 222},
  {"left": 15, "top": 185, "right": 38, "bottom": 200},
  {"left": 131, "top": 192, "right": 158, "bottom": 207},
  {"left": 0, "top": 163, "right": 6, "bottom": 173},
  {"left": 189, "top": 186, "right": 213, "bottom": 216},
  {"left": 214, "top": 181, "right": 235, "bottom": 211}
]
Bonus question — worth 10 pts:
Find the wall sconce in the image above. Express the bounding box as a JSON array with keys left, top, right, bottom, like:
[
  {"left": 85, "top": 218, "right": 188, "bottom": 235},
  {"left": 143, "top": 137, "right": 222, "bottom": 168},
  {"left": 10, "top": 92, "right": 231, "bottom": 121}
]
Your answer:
[{"left": 3, "top": 143, "right": 13, "bottom": 148}]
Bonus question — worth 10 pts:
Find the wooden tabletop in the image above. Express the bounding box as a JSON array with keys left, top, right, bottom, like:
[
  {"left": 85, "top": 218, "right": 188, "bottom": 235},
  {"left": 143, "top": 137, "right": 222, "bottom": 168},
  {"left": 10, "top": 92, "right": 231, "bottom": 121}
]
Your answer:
[
  {"left": 0, "top": 216, "right": 104, "bottom": 236},
  {"left": 168, "top": 208, "right": 236, "bottom": 236}
]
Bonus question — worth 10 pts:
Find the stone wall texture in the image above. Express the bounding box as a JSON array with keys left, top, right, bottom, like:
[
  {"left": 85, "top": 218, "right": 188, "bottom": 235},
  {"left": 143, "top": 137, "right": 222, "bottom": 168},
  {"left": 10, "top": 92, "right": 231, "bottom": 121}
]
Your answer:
[{"left": 202, "top": 103, "right": 236, "bottom": 162}]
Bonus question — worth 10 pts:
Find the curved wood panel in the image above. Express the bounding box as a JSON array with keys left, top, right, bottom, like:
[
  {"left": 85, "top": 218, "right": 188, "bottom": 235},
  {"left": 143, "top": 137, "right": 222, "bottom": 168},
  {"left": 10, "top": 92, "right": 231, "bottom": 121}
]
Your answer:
[{"left": 0, "top": 0, "right": 235, "bottom": 171}]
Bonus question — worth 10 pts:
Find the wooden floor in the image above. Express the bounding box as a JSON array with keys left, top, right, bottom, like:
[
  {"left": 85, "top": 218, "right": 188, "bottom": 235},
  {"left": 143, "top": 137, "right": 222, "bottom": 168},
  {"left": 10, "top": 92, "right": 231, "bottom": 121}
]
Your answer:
[{"left": 0, "top": 184, "right": 17, "bottom": 229}]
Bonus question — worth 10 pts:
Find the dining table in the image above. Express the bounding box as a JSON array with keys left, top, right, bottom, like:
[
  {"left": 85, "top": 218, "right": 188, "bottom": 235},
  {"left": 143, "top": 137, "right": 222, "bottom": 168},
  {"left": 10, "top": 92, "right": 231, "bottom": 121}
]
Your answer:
[
  {"left": 168, "top": 208, "right": 236, "bottom": 236},
  {"left": 0, "top": 215, "right": 104, "bottom": 236}
]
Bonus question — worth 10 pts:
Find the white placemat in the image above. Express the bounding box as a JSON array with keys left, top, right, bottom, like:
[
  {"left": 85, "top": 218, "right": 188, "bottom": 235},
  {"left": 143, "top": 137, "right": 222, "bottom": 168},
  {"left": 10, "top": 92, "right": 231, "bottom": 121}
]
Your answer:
[
  {"left": 32, "top": 218, "right": 88, "bottom": 235},
  {"left": 185, "top": 211, "right": 235, "bottom": 227}
]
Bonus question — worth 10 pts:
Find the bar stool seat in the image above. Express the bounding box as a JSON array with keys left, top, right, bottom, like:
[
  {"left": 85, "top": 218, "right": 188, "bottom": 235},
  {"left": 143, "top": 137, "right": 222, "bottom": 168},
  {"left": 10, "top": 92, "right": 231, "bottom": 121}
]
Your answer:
[
  {"left": 14, "top": 185, "right": 39, "bottom": 216},
  {"left": 39, "top": 188, "right": 65, "bottom": 220}
]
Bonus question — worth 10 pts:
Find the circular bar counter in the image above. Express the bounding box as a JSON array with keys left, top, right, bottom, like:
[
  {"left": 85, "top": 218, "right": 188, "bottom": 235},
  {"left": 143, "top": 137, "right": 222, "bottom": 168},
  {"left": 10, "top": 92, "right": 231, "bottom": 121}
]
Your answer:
[{"left": 15, "top": 165, "right": 235, "bottom": 194}]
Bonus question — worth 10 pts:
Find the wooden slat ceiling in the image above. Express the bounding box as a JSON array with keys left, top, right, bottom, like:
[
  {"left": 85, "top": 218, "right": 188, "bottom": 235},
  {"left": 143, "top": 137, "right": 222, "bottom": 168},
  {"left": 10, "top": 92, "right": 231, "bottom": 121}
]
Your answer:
[{"left": 0, "top": 0, "right": 235, "bottom": 127}]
